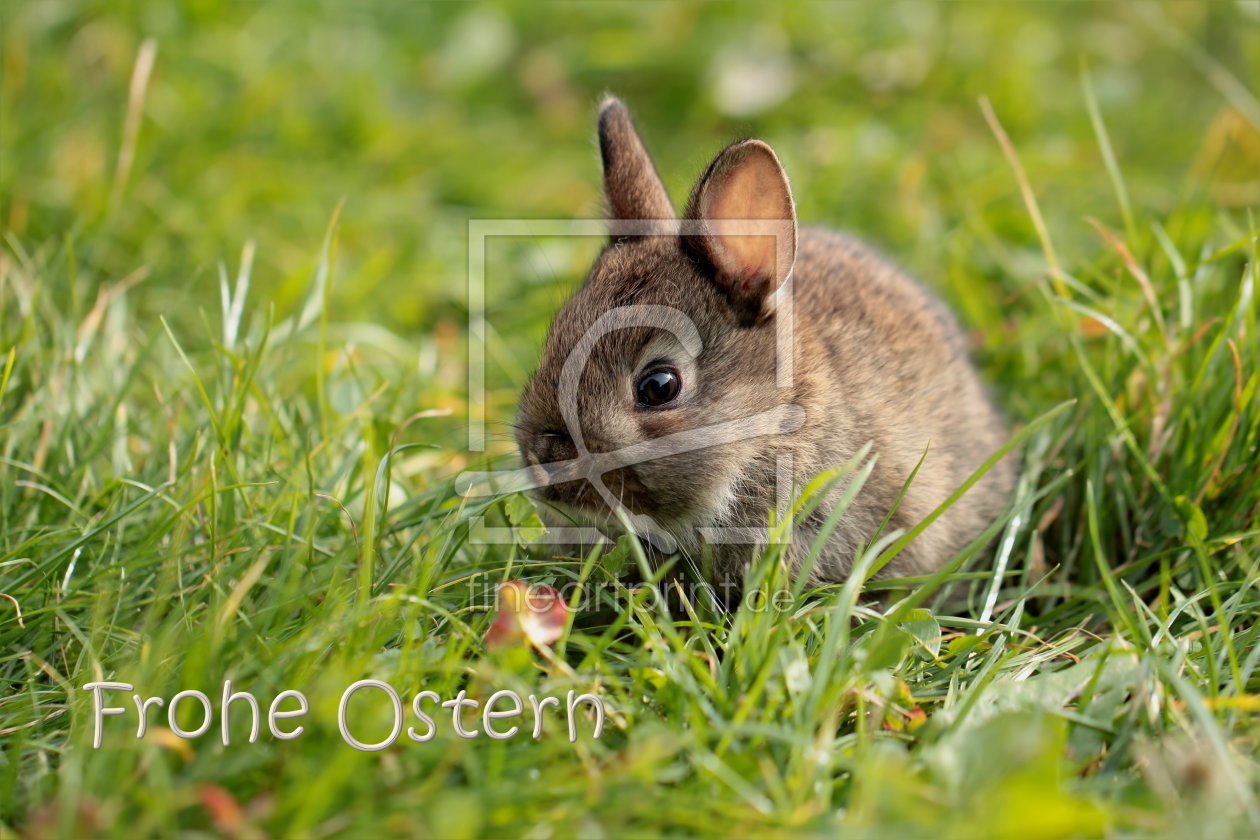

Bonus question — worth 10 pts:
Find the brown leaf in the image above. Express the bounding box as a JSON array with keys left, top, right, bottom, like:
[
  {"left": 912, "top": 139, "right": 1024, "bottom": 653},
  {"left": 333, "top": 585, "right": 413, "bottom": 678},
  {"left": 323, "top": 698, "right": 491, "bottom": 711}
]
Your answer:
[
  {"left": 199, "top": 784, "right": 244, "bottom": 837},
  {"left": 486, "top": 580, "right": 569, "bottom": 650}
]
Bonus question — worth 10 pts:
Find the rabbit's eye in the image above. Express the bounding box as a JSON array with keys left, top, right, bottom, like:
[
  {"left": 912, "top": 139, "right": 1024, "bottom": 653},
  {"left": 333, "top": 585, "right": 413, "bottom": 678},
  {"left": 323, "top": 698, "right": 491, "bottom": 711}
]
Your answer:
[{"left": 636, "top": 367, "right": 682, "bottom": 408}]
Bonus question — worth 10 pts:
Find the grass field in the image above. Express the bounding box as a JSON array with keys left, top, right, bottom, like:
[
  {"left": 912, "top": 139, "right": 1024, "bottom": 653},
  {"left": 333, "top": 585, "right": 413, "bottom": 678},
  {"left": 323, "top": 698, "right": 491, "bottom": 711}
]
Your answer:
[{"left": 2, "top": 2, "right": 1259, "bottom": 838}]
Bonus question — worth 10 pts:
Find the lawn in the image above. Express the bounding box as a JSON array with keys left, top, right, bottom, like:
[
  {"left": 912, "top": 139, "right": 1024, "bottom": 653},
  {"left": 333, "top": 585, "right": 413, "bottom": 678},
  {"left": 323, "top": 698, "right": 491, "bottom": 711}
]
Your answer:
[{"left": 2, "top": 1, "right": 1259, "bottom": 838}]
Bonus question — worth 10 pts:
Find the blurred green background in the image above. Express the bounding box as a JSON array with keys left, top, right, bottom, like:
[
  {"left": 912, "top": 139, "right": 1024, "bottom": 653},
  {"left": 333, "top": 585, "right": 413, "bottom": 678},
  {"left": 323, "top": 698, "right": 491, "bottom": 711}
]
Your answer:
[
  {"left": 6, "top": 0, "right": 1256, "bottom": 332},
  {"left": 7, "top": 0, "right": 1257, "bottom": 460}
]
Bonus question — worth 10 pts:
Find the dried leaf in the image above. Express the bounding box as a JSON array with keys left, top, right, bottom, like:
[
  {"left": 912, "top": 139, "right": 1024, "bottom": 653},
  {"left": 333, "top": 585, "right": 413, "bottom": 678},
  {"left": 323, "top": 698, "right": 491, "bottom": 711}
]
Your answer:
[
  {"left": 486, "top": 580, "right": 568, "bottom": 649},
  {"left": 151, "top": 726, "right": 194, "bottom": 762},
  {"left": 199, "top": 784, "right": 244, "bottom": 837}
]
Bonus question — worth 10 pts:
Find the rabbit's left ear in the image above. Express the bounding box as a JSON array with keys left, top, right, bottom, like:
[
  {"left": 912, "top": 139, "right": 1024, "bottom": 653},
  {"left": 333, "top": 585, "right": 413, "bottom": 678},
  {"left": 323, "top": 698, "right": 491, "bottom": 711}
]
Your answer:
[
  {"left": 684, "top": 139, "right": 796, "bottom": 318},
  {"left": 598, "top": 96, "right": 675, "bottom": 237}
]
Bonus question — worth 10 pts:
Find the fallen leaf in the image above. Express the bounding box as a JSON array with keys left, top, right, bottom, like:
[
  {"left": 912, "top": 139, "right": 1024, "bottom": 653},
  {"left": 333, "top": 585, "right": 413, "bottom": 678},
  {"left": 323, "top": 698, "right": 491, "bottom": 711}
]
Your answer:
[
  {"left": 199, "top": 784, "right": 244, "bottom": 837},
  {"left": 1080, "top": 316, "right": 1108, "bottom": 338},
  {"left": 486, "top": 580, "right": 568, "bottom": 650},
  {"left": 151, "top": 726, "right": 194, "bottom": 762},
  {"left": 1200, "top": 695, "right": 1260, "bottom": 712}
]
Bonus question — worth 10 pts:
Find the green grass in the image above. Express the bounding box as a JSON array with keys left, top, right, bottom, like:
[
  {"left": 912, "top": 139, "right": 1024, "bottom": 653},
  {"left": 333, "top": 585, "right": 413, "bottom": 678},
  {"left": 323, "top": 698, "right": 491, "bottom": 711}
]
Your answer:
[{"left": 3, "top": 2, "right": 1259, "bottom": 838}]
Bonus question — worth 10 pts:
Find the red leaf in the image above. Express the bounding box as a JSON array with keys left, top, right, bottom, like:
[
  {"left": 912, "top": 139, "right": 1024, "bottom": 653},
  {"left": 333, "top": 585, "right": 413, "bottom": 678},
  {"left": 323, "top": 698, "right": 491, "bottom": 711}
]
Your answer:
[
  {"left": 199, "top": 784, "right": 243, "bottom": 836},
  {"left": 486, "top": 580, "right": 569, "bottom": 650}
]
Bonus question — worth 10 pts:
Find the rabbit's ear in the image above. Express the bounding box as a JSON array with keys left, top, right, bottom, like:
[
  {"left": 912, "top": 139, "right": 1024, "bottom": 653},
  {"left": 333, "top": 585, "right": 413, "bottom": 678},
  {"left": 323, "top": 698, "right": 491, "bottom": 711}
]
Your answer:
[
  {"left": 684, "top": 139, "right": 796, "bottom": 318},
  {"left": 598, "top": 97, "right": 675, "bottom": 237}
]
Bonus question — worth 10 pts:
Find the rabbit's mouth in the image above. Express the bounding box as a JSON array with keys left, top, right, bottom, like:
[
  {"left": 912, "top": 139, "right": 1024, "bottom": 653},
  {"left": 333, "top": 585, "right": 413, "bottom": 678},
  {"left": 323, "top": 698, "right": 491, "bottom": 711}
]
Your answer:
[
  {"left": 533, "top": 467, "right": 731, "bottom": 554},
  {"left": 534, "top": 465, "right": 658, "bottom": 519}
]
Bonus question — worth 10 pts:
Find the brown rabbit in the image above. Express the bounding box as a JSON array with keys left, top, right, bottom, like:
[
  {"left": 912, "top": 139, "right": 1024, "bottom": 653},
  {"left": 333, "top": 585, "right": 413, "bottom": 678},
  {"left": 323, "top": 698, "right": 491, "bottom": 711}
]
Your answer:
[{"left": 514, "top": 96, "right": 1017, "bottom": 590}]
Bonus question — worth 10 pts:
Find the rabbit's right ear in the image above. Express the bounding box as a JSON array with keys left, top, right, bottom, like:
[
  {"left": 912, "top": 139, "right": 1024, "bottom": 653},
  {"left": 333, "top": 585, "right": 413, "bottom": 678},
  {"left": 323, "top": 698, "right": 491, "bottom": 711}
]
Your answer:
[
  {"left": 683, "top": 139, "right": 797, "bottom": 321},
  {"left": 598, "top": 97, "right": 675, "bottom": 238}
]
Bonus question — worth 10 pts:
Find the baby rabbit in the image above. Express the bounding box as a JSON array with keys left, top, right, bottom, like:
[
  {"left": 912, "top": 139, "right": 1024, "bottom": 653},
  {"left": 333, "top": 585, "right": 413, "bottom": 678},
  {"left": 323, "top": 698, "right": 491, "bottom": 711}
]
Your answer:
[{"left": 515, "top": 96, "right": 1017, "bottom": 589}]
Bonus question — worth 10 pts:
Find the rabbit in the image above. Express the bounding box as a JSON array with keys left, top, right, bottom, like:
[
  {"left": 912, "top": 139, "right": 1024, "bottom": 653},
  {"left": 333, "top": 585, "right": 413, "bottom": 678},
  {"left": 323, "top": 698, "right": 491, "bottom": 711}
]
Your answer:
[{"left": 514, "top": 96, "right": 1018, "bottom": 592}]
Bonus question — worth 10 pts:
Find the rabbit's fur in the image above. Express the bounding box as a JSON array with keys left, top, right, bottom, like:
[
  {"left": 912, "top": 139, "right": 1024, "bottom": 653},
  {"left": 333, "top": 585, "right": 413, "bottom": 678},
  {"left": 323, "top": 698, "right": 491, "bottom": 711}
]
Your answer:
[{"left": 515, "top": 97, "right": 1017, "bottom": 589}]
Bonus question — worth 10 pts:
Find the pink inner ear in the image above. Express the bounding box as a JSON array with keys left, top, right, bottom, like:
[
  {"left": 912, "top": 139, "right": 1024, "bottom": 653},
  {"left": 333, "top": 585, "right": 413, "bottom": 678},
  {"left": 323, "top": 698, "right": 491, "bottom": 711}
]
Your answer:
[
  {"left": 704, "top": 150, "right": 793, "bottom": 292},
  {"left": 736, "top": 268, "right": 771, "bottom": 296},
  {"left": 719, "top": 233, "right": 776, "bottom": 291}
]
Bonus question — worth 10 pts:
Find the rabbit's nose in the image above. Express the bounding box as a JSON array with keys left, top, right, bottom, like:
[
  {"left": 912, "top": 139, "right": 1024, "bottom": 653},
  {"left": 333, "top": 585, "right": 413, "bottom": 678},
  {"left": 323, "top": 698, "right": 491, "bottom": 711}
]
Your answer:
[{"left": 531, "top": 430, "right": 577, "bottom": 466}]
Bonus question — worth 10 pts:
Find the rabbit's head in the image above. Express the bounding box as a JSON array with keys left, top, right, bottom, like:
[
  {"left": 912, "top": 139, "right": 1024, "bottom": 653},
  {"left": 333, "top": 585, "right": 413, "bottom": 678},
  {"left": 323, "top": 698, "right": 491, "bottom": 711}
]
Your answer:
[{"left": 515, "top": 97, "right": 803, "bottom": 542}]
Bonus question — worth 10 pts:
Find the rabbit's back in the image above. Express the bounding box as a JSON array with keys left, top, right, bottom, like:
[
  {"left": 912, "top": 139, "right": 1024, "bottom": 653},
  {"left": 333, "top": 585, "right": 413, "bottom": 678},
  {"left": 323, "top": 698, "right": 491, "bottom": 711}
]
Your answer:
[{"left": 789, "top": 226, "right": 1017, "bottom": 578}]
